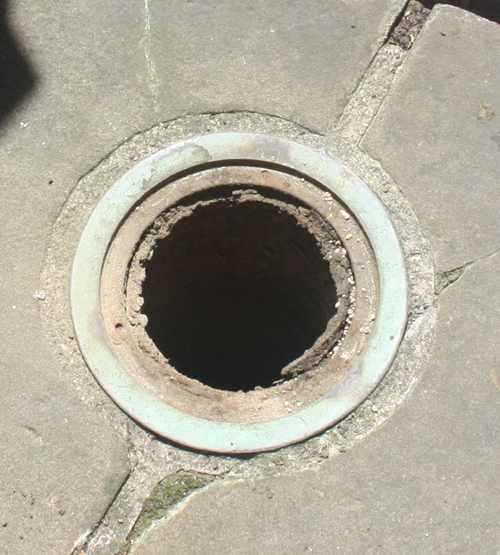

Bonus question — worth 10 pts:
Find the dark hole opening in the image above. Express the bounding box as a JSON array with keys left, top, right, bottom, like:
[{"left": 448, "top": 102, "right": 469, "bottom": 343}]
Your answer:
[{"left": 141, "top": 194, "right": 338, "bottom": 392}]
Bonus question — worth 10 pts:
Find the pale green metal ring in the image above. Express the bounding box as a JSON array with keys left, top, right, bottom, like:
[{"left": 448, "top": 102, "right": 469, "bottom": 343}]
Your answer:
[{"left": 71, "top": 133, "right": 408, "bottom": 453}]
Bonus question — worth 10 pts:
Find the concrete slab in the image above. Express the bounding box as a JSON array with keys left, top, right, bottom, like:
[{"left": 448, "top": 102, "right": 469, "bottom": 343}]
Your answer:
[
  {"left": 147, "top": 0, "right": 405, "bottom": 133},
  {"left": 0, "top": 1, "right": 149, "bottom": 552},
  {"left": 0, "top": 1, "right": 408, "bottom": 551},
  {"left": 362, "top": 5, "right": 500, "bottom": 271},
  {"left": 3, "top": 0, "right": 499, "bottom": 552},
  {"left": 132, "top": 252, "right": 500, "bottom": 555},
  {"left": 0, "top": 356, "right": 129, "bottom": 554}
]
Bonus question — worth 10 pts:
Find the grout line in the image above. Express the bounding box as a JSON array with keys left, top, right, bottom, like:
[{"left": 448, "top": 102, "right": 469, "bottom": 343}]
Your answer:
[
  {"left": 70, "top": 470, "right": 132, "bottom": 555},
  {"left": 82, "top": 467, "right": 166, "bottom": 555},
  {"left": 327, "top": 43, "right": 405, "bottom": 147}
]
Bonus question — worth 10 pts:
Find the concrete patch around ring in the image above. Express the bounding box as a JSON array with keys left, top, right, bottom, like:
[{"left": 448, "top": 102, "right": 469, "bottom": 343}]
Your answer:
[{"left": 40, "top": 111, "right": 436, "bottom": 550}]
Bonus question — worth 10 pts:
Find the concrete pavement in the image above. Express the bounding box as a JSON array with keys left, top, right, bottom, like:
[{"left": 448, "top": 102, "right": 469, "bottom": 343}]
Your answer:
[{"left": 0, "top": 2, "right": 499, "bottom": 554}]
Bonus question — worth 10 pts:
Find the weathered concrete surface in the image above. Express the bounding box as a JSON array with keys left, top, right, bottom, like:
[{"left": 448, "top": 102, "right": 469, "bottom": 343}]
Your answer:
[
  {"left": 130, "top": 13, "right": 500, "bottom": 552},
  {"left": 3, "top": 0, "right": 500, "bottom": 553},
  {"left": 0, "top": 356, "right": 129, "bottom": 554},
  {"left": 362, "top": 5, "right": 500, "bottom": 271},
  {"left": 0, "top": 0, "right": 409, "bottom": 552},
  {"left": 133, "top": 252, "right": 500, "bottom": 555},
  {"left": 0, "top": 1, "right": 148, "bottom": 552},
  {"left": 0, "top": 0, "right": 410, "bottom": 555},
  {"left": 148, "top": 0, "right": 406, "bottom": 132}
]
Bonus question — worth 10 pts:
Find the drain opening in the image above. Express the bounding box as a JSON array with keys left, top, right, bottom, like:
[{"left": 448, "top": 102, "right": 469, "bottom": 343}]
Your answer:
[
  {"left": 138, "top": 188, "right": 340, "bottom": 392},
  {"left": 74, "top": 133, "right": 401, "bottom": 452}
]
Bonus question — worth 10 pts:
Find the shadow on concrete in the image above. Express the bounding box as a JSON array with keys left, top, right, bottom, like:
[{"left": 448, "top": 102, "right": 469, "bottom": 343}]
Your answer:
[
  {"left": 390, "top": 0, "right": 499, "bottom": 50},
  {"left": 422, "top": 0, "right": 500, "bottom": 23},
  {"left": 0, "top": 0, "right": 36, "bottom": 126}
]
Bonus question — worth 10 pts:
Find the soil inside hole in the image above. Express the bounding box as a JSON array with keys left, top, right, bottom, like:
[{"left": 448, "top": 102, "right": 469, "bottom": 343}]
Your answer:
[{"left": 140, "top": 190, "right": 339, "bottom": 392}]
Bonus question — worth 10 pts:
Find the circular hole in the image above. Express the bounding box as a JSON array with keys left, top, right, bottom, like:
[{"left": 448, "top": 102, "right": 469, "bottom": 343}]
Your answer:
[
  {"left": 74, "top": 133, "right": 402, "bottom": 452},
  {"left": 140, "top": 191, "right": 339, "bottom": 392}
]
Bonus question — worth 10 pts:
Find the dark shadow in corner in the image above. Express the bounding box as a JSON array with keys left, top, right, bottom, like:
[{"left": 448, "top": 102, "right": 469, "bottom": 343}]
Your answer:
[
  {"left": 389, "top": 0, "right": 499, "bottom": 50},
  {"left": 0, "top": 0, "right": 36, "bottom": 126},
  {"left": 421, "top": 0, "right": 500, "bottom": 23}
]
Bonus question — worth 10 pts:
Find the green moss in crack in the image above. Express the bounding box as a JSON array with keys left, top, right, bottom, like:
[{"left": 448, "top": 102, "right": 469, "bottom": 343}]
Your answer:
[
  {"left": 122, "top": 472, "right": 210, "bottom": 553},
  {"left": 435, "top": 267, "right": 464, "bottom": 295}
]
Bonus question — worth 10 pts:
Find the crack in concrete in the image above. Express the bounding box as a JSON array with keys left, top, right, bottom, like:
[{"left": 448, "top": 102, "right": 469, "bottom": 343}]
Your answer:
[
  {"left": 330, "top": 0, "right": 436, "bottom": 148},
  {"left": 436, "top": 267, "right": 465, "bottom": 295},
  {"left": 389, "top": 0, "right": 432, "bottom": 50},
  {"left": 404, "top": 247, "right": 500, "bottom": 326},
  {"left": 74, "top": 419, "right": 239, "bottom": 555},
  {"left": 70, "top": 469, "right": 132, "bottom": 555},
  {"left": 327, "top": 0, "right": 413, "bottom": 142},
  {"left": 74, "top": 421, "right": 162, "bottom": 555},
  {"left": 437, "top": 247, "right": 500, "bottom": 294},
  {"left": 143, "top": 0, "right": 159, "bottom": 103},
  {"left": 69, "top": 423, "right": 141, "bottom": 555},
  {"left": 76, "top": 467, "right": 165, "bottom": 555}
]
